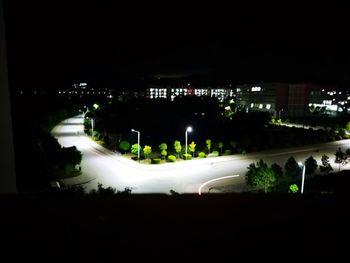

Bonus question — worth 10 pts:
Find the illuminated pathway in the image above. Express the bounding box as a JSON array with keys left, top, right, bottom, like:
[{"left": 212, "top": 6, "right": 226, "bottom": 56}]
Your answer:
[{"left": 52, "top": 115, "right": 350, "bottom": 194}]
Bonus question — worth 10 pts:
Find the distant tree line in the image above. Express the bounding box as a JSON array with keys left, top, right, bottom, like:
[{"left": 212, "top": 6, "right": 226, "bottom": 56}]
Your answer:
[{"left": 90, "top": 97, "right": 350, "bottom": 162}]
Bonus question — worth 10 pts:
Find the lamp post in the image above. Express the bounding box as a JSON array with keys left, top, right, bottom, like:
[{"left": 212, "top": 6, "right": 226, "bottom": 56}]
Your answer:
[
  {"left": 82, "top": 106, "right": 89, "bottom": 119},
  {"left": 91, "top": 118, "right": 94, "bottom": 137},
  {"left": 185, "top": 126, "right": 192, "bottom": 160},
  {"left": 278, "top": 108, "right": 283, "bottom": 119},
  {"left": 131, "top": 129, "right": 140, "bottom": 162},
  {"left": 298, "top": 162, "right": 306, "bottom": 194}
]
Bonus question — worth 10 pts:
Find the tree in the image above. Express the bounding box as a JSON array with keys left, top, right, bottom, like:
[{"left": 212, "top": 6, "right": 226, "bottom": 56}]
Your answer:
[
  {"left": 159, "top": 143, "right": 167, "bottom": 160},
  {"left": 346, "top": 148, "right": 350, "bottom": 157},
  {"left": 188, "top": 141, "right": 196, "bottom": 157},
  {"left": 230, "top": 140, "right": 237, "bottom": 151},
  {"left": 245, "top": 160, "right": 277, "bottom": 193},
  {"left": 143, "top": 145, "right": 152, "bottom": 159},
  {"left": 206, "top": 139, "right": 212, "bottom": 154},
  {"left": 217, "top": 142, "right": 224, "bottom": 155},
  {"left": 119, "top": 140, "right": 130, "bottom": 153},
  {"left": 338, "top": 128, "right": 347, "bottom": 138},
  {"left": 60, "top": 146, "right": 82, "bottom": 168},
  {"left": 346, "top": 121, "right": 350, "bottom": 132},
  {"left": 271, "top": 163, "right": 283, "bottom": 184},
  {"left": 335, "top": 147, "right": 347, "bottom": 171},
  {"left": 305, "top": 156, "right": 318, "bottom": 176},
  {"left": 289, "top": 184, "right": 299, "bottom": 193},
  {"left": 131, "top": 144, "right": 140, "bottom": 156},
  {"left": 174, "top": 140, "right": 182, "bottom": 158},
  {"left": 284, "top": 157, "right": 301, "bottom": 178},
  {"left": 320, "top": 155, "right": 333, "bottom": 175}
]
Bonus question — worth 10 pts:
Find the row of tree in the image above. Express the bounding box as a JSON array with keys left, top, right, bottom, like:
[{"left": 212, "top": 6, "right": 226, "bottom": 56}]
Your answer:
[
  {"left": 118, "top": 139, "right": 225, "bottom": 161},
  {"left": 245, "top": 147, "right": 350, "bottom": 193}
]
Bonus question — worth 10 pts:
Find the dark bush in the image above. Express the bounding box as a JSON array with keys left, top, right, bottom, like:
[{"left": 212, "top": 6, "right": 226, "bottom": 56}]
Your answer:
[
  {"left": 223, "top": 149, "right": 231, "bottom": 155},
  {"left": 151, "top": 158, "right": 161, "bottom": 164}
]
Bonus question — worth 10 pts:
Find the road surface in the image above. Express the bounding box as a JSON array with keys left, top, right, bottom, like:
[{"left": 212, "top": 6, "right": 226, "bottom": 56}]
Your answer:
[{"left": 51, "top": 115, "right": 350, "bottom": 194}]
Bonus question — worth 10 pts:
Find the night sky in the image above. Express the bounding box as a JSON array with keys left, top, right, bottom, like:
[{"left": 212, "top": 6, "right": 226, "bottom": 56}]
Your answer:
[{"left": 3, "top": 2, "right": 350, "bottom": 90}]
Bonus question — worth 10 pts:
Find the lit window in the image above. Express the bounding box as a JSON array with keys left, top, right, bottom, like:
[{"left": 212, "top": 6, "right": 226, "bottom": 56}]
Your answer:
[
  {"left": 259, "top": 104, "right": 263, "bottom": 109},
  {"left": 250, "top": 103, "right": 254, "bottom": 108},
  {"left": 251, "top": 86, "right": 261, "bottom": 92},
  {"left": 266, "top": 104, "right": 271, "bottom": 109}
]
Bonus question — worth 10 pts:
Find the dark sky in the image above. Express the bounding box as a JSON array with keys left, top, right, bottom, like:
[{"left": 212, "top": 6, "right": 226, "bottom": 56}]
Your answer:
[{"left": 3, "top": 1, "right": 350, "bottom": 90}]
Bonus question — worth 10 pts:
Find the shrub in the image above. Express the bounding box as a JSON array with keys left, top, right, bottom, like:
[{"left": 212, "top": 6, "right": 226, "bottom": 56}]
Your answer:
[
  {"left": 167, "top": 155, "right": 177, "bottom": 162},
  {"left": 183, "top": 153, "right": 192, "bottom": 160},
  {"left": 338, "top": 128, "right": 347, "bottom": 138},
  {"left": 335, "top": 135, "right": 342, "bottom": 140},
  {"left": 223, "top": 149, "right": 232, "bottom": 155},
  {"left": 151, "top": 158, "right": 161, "bottom": 164},
  {"left": 198, "top": 152, "right": 206, "bottom": 158},
  {"left": 119, "top": 140, "right": 130, "bottom": 153},
  {"left": 92, "top": 130, "right": 101, "bottom": 139},
  {"left": 210, "top": 151, "right": 219, "bottom": 157}
]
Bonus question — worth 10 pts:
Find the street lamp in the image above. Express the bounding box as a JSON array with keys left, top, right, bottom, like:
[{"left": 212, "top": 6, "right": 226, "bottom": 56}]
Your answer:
[
  {"left": 298, "top": 162, "right": 306, "bottom": 194},
  {"left": 91, "top": 118, "right": 94, "bottom": 137},
  {"left": 131, "top": 129, "right": 140, "bottom": 162},
  {"left": 185, "top": 126, "right": 192, "bottom": 160},
  {"left": 82, "top": 106, "right": 89, "bottom": 119},
  {"left": 278, "top": 108, "right": 283, "bottom": 119}
]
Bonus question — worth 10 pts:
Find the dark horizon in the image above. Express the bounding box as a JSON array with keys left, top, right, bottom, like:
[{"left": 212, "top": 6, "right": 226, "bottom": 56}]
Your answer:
[{"left": 3, "top": 2, "right": 350, "bottom": 90}]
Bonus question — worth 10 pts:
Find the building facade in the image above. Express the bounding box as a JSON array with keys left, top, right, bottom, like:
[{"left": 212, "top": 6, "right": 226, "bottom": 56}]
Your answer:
[
  {"left": 147, "top": 84, "right": 235, "bottom": 102},
  {"left": 236, "top": 83, "right": 290, "bottom": 116},
  {"left": 235, "top": 82, "right": 346, "bottom": 117}
]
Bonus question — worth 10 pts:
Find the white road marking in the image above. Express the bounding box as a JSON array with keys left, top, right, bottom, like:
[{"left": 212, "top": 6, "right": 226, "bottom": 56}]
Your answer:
[{"left": 198, "top": 175, "right": 239, "bottom": 195}]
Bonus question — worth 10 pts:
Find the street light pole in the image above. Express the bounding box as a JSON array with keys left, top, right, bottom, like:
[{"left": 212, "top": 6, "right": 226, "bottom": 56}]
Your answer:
[
  {"left": 185, "top": 126, "right": 192, "bottom": 160},
  {"left": 83, "top": 106, "right": 89, "bottom": 119},
  {"left": 298, "top": 162, "right": 306, "bottom": 194},
  {"left": 91, "top": 118, "right": 94, "bottom": 137},
  {"left": 301, "top": 163, "right": 306, "bottom": 194},
  {"left": 131, "top": 129, "right": 140, "bottom": 162}
]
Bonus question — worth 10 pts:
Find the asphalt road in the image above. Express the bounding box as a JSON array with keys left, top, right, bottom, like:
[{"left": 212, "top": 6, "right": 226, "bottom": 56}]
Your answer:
[{"left": 51, "top": 115, "right": 350, "bottom": 194}]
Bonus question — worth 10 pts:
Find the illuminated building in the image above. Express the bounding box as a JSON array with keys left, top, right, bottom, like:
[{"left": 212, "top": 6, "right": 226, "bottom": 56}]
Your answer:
[
  {"left": 146, "top": 85, "right": 235, "bottom": 102},
  {"left": 236, "top": 83, "right": 345, "bottom": 117}
]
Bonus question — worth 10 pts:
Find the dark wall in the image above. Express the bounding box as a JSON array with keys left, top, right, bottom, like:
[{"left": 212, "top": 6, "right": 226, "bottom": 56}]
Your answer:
[{"left": 0, "top": 0, "right": 16, "bottom": 193}]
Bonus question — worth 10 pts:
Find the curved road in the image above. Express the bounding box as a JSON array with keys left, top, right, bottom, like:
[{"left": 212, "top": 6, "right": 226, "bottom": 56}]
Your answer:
[{"left": 51, "top": 115, "right": 350, "bottom": 194}]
